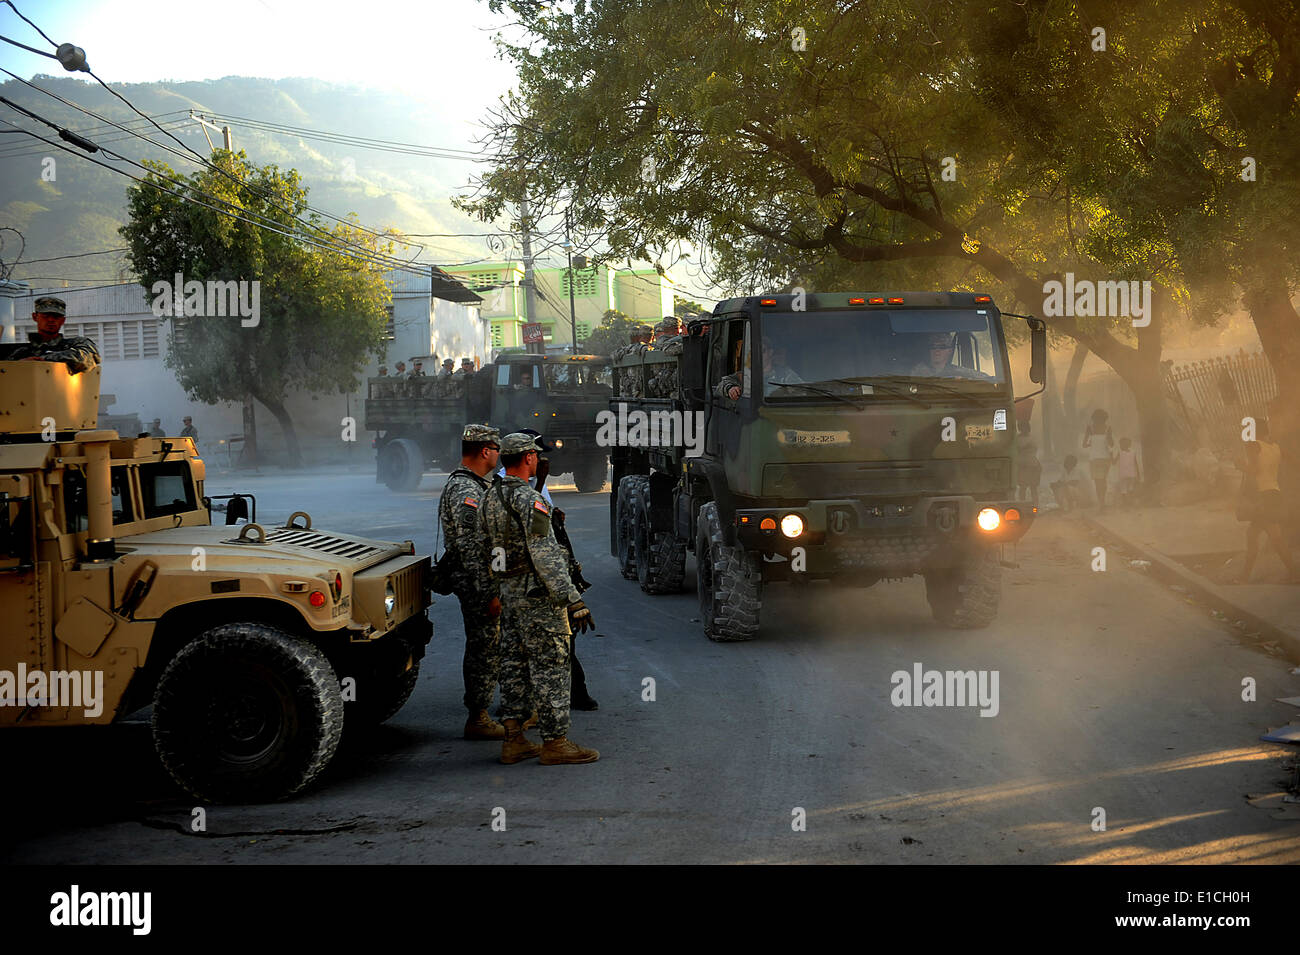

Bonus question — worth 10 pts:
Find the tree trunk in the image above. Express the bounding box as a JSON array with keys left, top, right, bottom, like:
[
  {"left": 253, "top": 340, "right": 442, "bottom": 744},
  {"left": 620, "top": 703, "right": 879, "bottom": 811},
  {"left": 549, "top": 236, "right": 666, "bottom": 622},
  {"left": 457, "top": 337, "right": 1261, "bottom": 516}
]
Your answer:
[
  {"left": 1062, "top": 341, "right": 1088, "bottom": 447},
  {"left": 240, "top": 396, "right": 258, "bottom": 468},
  {"left": 253, "top": 392, "right": 303, "bottom": 469},
  {"left": 1242, "top": 273, "right": 1300, "bottom": 531},
  {"left": 1133, "top": 289, "right": 1169, "bottom": 493}
]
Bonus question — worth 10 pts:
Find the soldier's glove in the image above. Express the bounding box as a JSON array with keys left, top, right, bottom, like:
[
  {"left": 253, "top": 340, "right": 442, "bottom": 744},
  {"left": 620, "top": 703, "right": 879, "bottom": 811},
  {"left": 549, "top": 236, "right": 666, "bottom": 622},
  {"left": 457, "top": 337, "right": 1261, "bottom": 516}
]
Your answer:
[{"left": 568, "top": 600, "right": 596, "bottom": 634}]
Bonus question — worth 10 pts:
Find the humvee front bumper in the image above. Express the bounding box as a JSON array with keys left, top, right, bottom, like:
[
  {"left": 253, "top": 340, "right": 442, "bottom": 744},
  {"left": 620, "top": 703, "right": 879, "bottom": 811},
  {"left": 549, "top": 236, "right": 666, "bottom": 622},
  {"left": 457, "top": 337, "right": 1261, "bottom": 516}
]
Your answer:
[{"left": 733, "top": 496, "right": 1033, "bottom": 573}]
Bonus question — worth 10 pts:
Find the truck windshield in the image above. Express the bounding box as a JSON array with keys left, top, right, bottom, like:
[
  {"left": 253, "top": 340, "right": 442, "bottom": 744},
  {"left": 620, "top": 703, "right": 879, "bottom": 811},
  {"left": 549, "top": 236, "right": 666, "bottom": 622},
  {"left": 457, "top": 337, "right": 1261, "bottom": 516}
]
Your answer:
[
  {"left": 761, "top": 309, "right": 1006, "bottom": 398},
  {"left": 543, "top": 362, "right": 612, "bottom": 394}
]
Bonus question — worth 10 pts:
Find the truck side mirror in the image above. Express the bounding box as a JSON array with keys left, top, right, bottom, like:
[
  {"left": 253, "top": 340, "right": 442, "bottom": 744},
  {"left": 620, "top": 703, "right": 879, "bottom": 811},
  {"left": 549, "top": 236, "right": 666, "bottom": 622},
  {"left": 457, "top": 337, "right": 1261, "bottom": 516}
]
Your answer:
[{"left": 1029, "top": 318, "right": 1047, "bottom": 384}]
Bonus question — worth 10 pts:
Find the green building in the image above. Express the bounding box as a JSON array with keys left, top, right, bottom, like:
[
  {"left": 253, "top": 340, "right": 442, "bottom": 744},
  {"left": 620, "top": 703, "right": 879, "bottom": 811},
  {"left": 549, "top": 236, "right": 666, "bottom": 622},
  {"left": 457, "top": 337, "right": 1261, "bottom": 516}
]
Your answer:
[{"left": 441, "top": 260, "right": 675, "bottom": 351}]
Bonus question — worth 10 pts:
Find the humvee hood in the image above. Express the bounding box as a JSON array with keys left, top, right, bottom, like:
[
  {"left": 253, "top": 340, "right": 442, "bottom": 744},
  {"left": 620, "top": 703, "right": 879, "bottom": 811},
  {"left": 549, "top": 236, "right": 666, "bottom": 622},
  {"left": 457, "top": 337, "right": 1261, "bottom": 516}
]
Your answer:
[{"left": 119, "top": 524, "right": 406, "bottom": 572}]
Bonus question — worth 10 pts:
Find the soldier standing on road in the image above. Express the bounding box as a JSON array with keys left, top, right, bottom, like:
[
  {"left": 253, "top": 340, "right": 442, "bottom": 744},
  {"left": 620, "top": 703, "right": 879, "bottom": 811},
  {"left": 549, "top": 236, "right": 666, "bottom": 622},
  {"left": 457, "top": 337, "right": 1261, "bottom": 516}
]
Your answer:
[
  {"left": 180, "top": 416, "right": 198, "bottom": 439},
  {"left": 439, "top": 424, "right": 508, "bottom": 740},
  {"left": 148, "top": 418, "right": 164, "bottom": 437},
  {"left": 483, "top": 432, "right": 599, "bottom": 765},
  {"left": 0, "top": 296, "right": 100, "bottom": 373}
]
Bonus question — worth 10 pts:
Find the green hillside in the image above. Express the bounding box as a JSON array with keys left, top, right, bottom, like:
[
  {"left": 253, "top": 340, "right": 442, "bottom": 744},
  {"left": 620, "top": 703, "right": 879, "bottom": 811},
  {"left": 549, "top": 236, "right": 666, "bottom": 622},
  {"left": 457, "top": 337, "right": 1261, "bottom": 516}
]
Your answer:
[{"left": 0, "top": 74, "right": 496, "bottom": 287}]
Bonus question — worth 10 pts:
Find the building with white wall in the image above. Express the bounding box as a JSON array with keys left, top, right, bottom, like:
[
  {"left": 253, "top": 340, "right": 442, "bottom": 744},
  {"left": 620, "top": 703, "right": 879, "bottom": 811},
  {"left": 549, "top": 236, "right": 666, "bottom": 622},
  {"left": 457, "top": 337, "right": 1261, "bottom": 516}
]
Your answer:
[{"left": 1, "top": 266, "right": 482, "bottom": 466}]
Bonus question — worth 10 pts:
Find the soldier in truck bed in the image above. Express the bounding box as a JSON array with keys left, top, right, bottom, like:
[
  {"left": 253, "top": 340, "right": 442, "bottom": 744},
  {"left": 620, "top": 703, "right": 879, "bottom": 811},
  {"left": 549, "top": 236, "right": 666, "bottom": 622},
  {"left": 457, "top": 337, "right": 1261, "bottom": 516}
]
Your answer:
[{"left": 0, "top": 296, "right": 99, "bottom": 373}]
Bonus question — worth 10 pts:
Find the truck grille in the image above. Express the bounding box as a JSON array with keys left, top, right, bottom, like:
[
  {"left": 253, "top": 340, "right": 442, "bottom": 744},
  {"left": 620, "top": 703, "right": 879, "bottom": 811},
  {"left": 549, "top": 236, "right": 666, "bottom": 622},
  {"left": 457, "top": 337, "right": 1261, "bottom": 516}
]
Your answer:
[
  {"left": 390, "top": 560, "right": 423, "bottom": 621},
  {"left": 264, "top": 528, "right": 387, "bottom": 561},
  {"left": 828, "top": 534, "right": 938, "bottom": 570}
]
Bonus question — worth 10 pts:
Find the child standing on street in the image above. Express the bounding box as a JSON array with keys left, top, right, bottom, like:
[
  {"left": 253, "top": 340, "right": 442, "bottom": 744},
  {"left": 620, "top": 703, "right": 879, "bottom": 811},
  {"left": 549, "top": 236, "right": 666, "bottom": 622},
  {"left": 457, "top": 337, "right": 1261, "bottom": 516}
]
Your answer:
[
  {"left": 1114, "top": 436, "right": 1140, "bottom": 505},
  {"left": 1016, "top": 419, "right": 1042, "bottom": 508},
  {"left": 1049, "top": 454, "right": 1084, "bottom": 512},
  {"left": 1082, "top": 408, "right": 1114, "bottom": 509}
]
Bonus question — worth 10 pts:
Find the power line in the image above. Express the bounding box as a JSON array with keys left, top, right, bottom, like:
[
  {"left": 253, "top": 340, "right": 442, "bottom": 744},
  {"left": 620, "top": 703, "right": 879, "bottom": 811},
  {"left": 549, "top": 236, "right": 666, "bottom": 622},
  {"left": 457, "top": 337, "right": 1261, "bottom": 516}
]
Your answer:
[
  {"left": 12, "top": 247, "right": 128, "bottom": 264},
  {"left": 0, "top": 117, "right": 440, "bottom": 276},
  {"left": 197, "top": 110, "right": 485, "bottom": 160},
  {"left": 2, "top": 1, "right": 57, "bottom": 48},
  {"left": 0, "top": 68, "right": 429, "bottom": 262}
]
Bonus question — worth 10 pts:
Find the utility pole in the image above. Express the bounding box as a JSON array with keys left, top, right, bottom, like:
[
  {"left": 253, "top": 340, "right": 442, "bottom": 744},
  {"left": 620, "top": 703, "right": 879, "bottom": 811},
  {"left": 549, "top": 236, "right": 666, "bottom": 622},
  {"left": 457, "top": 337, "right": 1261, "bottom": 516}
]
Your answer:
[
  {"left": 519, "top": 194, "right": 543, "bottom": 354},
  {"left": 564, "top": 209, "right": 578, "bottom": 355},
  {"left": 188, "top": 113, "right": 256, "bottom": 467}
]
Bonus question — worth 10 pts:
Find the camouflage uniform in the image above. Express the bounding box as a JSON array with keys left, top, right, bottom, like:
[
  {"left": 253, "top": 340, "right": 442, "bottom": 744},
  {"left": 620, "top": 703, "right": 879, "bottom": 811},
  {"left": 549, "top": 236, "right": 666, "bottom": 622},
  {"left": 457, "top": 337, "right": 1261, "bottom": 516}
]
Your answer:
[
  {"left": 438, "top": 427, "right": 501, "bottom": 713},
  {"left": 482, "top": 446, "right": 582, "bottom": 741},
  {"left": 1, "top": 296, "right": 99, "bottom": 373},
  {"left": 650, "top": 335, "right": 683, "bottom": 397},
  {"left": 715, "top": 371, "right": 742, "bottom": 400}
]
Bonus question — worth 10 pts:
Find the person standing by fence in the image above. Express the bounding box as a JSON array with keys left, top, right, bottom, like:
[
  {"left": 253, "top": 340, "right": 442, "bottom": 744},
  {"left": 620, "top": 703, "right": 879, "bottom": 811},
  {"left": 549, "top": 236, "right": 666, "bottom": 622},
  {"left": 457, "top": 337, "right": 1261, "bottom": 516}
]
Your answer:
[{"left": 1240, "top": 419, "right": 1299, "bottom": 583}]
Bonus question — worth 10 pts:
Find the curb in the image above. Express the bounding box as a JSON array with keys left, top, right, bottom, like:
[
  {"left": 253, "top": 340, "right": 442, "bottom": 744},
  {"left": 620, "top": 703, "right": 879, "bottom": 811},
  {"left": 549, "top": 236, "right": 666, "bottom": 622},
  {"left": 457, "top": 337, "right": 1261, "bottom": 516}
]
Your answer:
[{"left": 1082, "top": 515, "right": 1300, "bottom": 663}]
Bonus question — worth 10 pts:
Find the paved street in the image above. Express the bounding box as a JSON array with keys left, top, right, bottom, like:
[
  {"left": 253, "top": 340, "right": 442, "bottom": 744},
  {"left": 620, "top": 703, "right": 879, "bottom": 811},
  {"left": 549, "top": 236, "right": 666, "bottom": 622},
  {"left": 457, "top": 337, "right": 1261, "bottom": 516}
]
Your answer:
[{"left": 4, "top": 466, "right": 1299, "bottom": 864}]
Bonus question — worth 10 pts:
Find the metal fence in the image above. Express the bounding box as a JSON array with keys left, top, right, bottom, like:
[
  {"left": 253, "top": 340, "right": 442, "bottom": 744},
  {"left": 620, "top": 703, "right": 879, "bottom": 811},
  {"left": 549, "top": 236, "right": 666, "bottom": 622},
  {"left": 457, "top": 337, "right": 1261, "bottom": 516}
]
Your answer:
[{"left": 1162, "top": 350, "right": 1277, "bottom": 453}]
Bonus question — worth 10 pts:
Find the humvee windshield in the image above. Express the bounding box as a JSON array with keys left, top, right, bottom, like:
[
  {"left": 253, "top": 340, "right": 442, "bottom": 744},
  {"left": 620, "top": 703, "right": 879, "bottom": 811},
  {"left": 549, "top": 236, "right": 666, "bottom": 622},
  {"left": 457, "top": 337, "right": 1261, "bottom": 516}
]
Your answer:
[
  {"left": 761, "top": 309, "right": 1006, "bottom": 398},
  {"left": 141, "top": 461, "right": 196, "bottom": 517}
]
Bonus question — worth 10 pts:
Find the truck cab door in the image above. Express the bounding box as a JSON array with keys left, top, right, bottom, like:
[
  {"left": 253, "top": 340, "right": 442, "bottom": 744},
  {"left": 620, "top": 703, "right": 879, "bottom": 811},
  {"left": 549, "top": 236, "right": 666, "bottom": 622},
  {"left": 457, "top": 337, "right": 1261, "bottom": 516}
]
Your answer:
[{"left": 707, "top": 320, "right": 748, "bottom": 459}]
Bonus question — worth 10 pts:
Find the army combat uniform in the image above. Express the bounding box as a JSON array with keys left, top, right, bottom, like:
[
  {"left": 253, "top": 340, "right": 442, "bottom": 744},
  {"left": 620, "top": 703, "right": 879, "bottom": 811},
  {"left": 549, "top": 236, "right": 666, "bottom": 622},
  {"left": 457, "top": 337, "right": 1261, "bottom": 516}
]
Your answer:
[
  {"left": 483, "top": 432, "right": 598, "bottom": 764},
  {"left": 438, "top": 425, "right": 502, "bottom": 733},
  {"left": 1, "top": 297, "right": 100, "bottom": 373}
]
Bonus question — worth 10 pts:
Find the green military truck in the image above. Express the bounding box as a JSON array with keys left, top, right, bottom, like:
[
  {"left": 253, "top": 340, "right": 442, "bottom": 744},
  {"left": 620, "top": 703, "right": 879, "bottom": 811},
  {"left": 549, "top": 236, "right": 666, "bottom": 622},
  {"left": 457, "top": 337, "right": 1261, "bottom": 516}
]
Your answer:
[
  {"left": 609, "top": 291, "right": 1046, "bottom": 639},
  {"left": 0, "top": 361, "right": 433, "bottom": 802},
  {"left": 365, "top": 353, "right": 613, "bottom": 493}
]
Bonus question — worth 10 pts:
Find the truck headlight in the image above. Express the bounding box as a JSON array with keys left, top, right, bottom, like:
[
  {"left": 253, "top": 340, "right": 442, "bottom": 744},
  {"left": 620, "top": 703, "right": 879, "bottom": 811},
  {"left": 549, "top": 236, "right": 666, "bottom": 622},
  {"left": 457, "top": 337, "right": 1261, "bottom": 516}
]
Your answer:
[
  {"left": 780, "top": 514, "right": 805, "bottom": 538},
  {"left": 977, "top": 507, "right": 1001, "bottom": 531},
  {"left": 384, "top": 581, "right": 396, "bottom": 615}
]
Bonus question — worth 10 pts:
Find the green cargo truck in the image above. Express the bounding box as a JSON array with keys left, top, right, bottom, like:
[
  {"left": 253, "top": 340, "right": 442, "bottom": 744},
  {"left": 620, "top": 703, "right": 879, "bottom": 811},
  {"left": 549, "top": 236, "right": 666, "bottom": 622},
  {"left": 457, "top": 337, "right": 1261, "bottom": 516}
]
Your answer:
[
  {"left": 365, "top": 353, "right": 614, "bottom": 492},
  {"left": 609, "top": 291, "right": 1046, "bottom": 639}
]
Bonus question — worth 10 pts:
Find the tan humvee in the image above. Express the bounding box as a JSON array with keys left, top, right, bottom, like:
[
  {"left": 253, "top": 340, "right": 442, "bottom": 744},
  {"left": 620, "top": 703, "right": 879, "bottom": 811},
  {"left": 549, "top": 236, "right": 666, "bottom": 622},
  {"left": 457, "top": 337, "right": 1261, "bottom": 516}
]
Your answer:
[{"left": 0, "top": 361, "right": 432, "bottom": 803}]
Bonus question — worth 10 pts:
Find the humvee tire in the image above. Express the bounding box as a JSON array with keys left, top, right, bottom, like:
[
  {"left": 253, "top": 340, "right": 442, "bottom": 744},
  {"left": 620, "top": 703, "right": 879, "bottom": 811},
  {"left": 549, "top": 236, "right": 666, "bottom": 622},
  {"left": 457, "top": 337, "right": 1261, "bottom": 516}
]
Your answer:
[
  {"left": 924, "top": 544, "right": 1002, "bottom": 629},
  {"left": 573, "top": 454, "right": 608, "bottom": 493},
  {"left": 381, "top": 438, "right": 424, "bottom": 492},
  {"left": 152, "top": 622, "right": 345, "bottom": 804},
  {"left": 635, "top": 484, "right": 686, "bottom": 594},
  {"left": 615, "top": 475, "right": 643, "bottom": 580},
  {"left": 695, "top": 501, "right": 760, "bottom": 641},
  {"left": 334, "top": 635, "right": 422, "bottom": 727}
]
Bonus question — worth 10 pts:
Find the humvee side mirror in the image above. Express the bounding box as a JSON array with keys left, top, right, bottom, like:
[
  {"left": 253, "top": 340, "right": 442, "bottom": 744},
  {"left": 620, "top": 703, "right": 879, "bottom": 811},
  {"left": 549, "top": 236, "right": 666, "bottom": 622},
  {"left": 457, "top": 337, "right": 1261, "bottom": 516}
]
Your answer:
[
  {"left": 682, "top": 335, "right": 707, "bottom": 406},
  {"left": 1029, "top": 317, "right": 1047, "bottom": 384}
]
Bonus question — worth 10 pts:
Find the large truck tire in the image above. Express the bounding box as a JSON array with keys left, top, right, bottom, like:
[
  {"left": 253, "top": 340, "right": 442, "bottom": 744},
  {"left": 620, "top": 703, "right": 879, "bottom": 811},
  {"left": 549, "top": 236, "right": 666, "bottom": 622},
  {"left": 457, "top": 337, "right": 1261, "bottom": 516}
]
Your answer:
[
  {"left": 152, "top": 622, "right": 344, "bottom": 804},
  {"left": 695, "top": 501, "right": 761, "bottom": 641},
  {"left": 615, "top": 475, "right": 646, "bottom": 580},
  {"left": 573, "top": 454, "right": 609, "bottom": 492},
  {"left": 380, "top": 438, "right": 424, "bottom": 492},
  {"left": 635, "top": 486, "right": 686, "bottom": 594},
  {"left": 924, "top": 543, "right": 1002, "bottom": 629}
]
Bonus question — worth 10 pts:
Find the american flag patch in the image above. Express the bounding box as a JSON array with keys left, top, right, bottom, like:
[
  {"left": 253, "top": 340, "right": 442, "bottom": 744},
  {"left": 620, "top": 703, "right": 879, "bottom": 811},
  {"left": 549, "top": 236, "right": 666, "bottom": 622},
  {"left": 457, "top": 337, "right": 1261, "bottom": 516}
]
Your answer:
[
  {"left": 533, "top": 500, "right": 549, "bottom": 514},
  {"left": 463, "top": 496, "right": 479, "bottom": 508}
]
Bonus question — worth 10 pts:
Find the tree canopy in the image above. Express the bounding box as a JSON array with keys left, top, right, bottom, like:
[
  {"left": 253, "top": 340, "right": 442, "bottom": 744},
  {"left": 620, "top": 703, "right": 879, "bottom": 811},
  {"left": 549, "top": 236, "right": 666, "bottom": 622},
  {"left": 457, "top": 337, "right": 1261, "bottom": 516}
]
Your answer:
[{"left": 120, "top": 149, "right": 394, "bottom": 466}]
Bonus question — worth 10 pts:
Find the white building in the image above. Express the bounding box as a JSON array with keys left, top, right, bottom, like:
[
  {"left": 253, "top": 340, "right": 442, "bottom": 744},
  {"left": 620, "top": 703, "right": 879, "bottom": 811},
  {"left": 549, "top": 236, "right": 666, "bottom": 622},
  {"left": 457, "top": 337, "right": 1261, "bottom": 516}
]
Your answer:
[{"left": 0, "top": 266, "right": 483, "bottom": 466}]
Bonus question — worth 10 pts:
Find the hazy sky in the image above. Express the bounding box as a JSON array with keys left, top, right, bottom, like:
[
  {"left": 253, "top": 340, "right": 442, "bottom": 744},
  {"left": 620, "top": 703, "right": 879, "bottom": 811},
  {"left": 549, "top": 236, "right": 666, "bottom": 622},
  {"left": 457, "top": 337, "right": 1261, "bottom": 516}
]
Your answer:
[
  {"left": 0, "top": 0, "right": 719, "bottom": 304},
  {"left": 0, "top": 0, "right": 519, "bottom": 149}
]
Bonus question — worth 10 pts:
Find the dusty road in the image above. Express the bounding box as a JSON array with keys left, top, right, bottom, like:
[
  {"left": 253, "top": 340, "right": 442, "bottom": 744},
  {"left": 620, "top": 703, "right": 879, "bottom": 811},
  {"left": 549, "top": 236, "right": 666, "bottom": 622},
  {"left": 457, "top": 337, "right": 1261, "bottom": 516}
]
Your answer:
[{"left": 4, "top": 466, "right": 1298, "bottom": 864}]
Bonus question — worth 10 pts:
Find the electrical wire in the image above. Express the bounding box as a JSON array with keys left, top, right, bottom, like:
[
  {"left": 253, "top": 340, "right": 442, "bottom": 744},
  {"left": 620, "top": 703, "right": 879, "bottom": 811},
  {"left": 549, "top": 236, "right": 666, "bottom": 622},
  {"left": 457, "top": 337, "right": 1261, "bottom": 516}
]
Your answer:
[
  {"left": 2, "top": 1, "right": 57, "bottom": 47},
  {"left": 0, "top": 117, "right": 445, "bottom": 276},
  {"left": 0, "top": 69, "right": 428, "bottom": 262}
]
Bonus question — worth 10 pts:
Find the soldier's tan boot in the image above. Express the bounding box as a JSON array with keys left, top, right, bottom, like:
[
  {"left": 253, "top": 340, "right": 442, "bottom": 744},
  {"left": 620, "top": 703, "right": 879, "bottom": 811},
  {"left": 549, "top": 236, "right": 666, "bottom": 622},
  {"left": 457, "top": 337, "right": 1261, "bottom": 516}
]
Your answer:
[
  {"left": 500, "top": 719, "right": 542, "bottom": 764},
  {"left": 464, "top": 709, "right": 505, "bottom": 741},
  {"left": 539, "top": 736, "right": 600, "bottom": 765}
]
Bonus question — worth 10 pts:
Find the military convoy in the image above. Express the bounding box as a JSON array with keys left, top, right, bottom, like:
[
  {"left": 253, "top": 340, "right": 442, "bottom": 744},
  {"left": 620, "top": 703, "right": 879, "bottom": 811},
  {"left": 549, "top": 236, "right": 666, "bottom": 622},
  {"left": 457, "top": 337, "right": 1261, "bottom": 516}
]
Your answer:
[
  {"left": 365, "top": 353, "right": 613, "bottom": 493},
  {"left": 0, "top": 360, "right": 432, "bottom": 803},
  {"left": 609, "top": 292, "right": 1046, "bottom": 639}
]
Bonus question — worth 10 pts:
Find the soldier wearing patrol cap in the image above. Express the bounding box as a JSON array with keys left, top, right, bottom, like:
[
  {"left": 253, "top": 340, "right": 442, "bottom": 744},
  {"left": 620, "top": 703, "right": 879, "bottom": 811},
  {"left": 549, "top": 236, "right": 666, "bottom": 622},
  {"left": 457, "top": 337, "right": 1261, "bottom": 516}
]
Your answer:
[
  {"left": 483, "top": 432, "right": 599, "bottom": 765},
  {"left": 438, "top": 423, "right": 507, "bottom": 740},
  {"left": 0, "top": 296, "right": 100, "bottom": 373}
]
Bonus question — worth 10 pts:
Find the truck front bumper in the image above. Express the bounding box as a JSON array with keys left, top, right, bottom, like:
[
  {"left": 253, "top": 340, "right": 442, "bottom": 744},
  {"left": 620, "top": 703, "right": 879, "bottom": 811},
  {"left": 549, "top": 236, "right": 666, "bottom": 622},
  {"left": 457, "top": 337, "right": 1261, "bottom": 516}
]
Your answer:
[{"left": 733, "top": 496, "right": 1033, "bottom": 574}]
